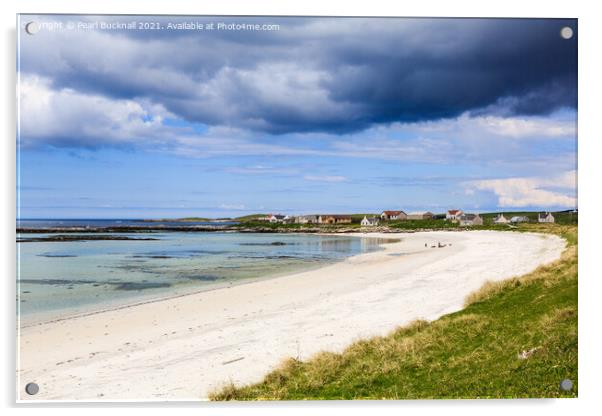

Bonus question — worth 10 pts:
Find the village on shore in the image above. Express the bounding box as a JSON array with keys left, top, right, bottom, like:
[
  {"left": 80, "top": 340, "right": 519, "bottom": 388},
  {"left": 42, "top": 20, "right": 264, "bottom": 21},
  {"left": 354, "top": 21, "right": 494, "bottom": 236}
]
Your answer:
[{"left": 257, "top": 210, "right": 558, "bottom": 227}]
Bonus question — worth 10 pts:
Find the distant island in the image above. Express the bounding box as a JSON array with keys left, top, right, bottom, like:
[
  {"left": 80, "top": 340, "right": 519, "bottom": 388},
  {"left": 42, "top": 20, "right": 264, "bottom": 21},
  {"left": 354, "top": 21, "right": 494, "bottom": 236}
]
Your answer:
[{"left": 16, "top": 210, "right": 578, "bottom": 237}]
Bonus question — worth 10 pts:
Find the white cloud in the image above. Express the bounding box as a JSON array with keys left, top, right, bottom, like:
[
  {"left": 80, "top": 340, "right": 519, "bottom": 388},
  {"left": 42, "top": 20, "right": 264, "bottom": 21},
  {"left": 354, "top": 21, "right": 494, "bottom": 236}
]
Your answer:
[
  {"left": 393, "top": 111, "right": 575, "bottom": 140},
  {"left": 304, "top": 175, "right": 347, "bottom": 183},
  {"left": 218, "top": 203, "right": 246, "bottom": 210},
  {"left": 223, "top": 165, "right": 298, "bottom": 175},
  {"left": 18, "top": 75, "right": 172, "bottom": 148},
  {"left": 471, "top": 114, "right": 574, "bottom": 138},
  {"left": 466, "top": 170, "right": 577, "bottom": 208}
]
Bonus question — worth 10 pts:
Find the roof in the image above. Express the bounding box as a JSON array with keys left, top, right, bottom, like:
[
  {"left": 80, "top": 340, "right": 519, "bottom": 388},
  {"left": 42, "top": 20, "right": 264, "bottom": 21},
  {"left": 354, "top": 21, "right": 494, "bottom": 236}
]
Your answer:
[
  {"left": 382, "top": 210, "right": 404, "bottom": 215},
  {"left": 447, "top": 209, "right": 462, "bottom": 215},
  {"left": 321, "top": 214, "right": 352, "bottom": 219},
  {"left": 539, "top": 212, "right": 553, "bottom": 218},
  {"left": 460, "top": 214, "right": 479, "bottom": 220},
  {"left": 407, "top": 211, "right": 433, "bottom": 215}
]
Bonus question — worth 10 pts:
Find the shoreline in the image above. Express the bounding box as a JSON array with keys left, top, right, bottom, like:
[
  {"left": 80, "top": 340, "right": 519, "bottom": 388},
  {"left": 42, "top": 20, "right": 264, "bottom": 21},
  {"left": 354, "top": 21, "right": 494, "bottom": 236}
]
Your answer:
[{"left": 18, "top": 230, "right": 565, "bottom": 401}]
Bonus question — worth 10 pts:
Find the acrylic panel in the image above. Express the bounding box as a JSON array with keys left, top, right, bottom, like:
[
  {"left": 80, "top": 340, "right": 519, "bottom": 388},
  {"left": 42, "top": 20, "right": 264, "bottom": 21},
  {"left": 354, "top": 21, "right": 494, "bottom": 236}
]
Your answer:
[{"left": 16, "top": 15, "right": 578, "bottom": 401}]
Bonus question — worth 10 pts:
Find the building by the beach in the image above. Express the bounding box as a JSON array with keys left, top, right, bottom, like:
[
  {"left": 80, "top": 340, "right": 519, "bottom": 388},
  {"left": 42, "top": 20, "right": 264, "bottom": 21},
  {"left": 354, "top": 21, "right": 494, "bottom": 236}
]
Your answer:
[
  {"left": 319, "top": 215, "right": 352, "bottom": 224},
  {"left": 380, "top": 210, "right": 407, "bottom": 220},
  {"left": 360, "top": 216, "right": 379, "bottom": 227},
  {"left": 265, "top": 214, "right": 289, "bottom": 223},
  {"left": 295, "top": 215, "right": 320, "bottom": 224},
  {"left": 407, "top": 211, "right": 434, "bottom": 220},
  {"left": 510, "top": 216, "right": 530, "bottom": 224},
  {"left": 446, "top": 209, "right": 464, "bottom": 220},
  {"left": 493, "top": 213, "right": 509, "bottom": 224},
  {"left": 458, "top": 213, "right": 483, "bottom": 226},
  {"left": 538, "top": 212, "right": 555, "bottom": 223}
]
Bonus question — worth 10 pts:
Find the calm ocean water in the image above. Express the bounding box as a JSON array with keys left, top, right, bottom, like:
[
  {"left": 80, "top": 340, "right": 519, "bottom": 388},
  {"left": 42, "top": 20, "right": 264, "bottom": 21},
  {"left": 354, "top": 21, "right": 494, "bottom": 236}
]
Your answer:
[
  {"left": 17, "top": 231, "right": 387, "bottom": 324},
  {"left": 17, "top": 218, "right": 236, "bottom": 228}
]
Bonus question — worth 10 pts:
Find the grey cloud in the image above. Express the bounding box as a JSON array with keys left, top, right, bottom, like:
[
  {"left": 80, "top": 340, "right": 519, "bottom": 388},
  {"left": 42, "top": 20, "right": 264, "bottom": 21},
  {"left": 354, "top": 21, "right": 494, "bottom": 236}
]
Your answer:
[{"left": 19, "top": 16, "right": 577, "bottom": 136}]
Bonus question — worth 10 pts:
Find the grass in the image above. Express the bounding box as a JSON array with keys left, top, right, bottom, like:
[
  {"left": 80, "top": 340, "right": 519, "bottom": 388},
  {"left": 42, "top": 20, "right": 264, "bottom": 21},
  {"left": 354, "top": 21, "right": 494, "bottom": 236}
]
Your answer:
[
  {"left": 388, "top": 218, "right": 459, "bottom": 230},
  {"left": 234, "top": 214, "right": 269, "bottom": 221},
  {"left": 233, "top": 220, "right": 363, "bottom": 230},
  {"left": 210, "top": 224, "right": 577, "bottom": 400},
  {"left": 479, "top": 210, "right": 578, "bottom": 225}
]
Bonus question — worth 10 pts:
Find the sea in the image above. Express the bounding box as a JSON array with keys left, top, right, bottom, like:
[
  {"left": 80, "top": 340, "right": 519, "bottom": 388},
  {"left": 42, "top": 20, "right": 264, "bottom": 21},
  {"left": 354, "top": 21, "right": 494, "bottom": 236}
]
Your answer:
[{"left": 17, "top": 219, "right": 388, "bottom": 325}]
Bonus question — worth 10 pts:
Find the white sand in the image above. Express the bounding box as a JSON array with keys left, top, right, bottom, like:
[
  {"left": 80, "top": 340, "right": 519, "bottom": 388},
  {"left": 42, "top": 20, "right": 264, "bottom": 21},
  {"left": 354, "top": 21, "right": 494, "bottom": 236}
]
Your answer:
[{"left": 17, "top": 230, "right": 565, "bottom": 401}]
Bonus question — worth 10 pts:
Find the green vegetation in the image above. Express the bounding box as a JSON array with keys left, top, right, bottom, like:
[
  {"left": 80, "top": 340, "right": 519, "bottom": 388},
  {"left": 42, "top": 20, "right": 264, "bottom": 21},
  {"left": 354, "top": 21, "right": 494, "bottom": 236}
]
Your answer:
[
  {"left": 479, "top": 210, "right": 578, "bottom": 225},
  {"left": 388, "top": 218, "right": 458, "bottom": 230},
  {"left": 234, "top": 214, "right": 268, "bottom": 221},
  {"left": 211, "top": 224, "right": 577, "bottom": 400},
  {"left": 227, "top": 210, "right": 577, "bottom": 230},
  {"left": 232, "top": 221, "right": 362, "bottom": 230}
]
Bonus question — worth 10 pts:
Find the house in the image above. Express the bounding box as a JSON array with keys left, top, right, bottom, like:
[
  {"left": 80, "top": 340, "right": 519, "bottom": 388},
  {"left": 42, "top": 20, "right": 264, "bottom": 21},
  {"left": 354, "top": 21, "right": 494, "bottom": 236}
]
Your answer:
[
  {"left": 406, "top": 211, "right": 434, "bottom": 220},
  {"left": 266, "top": 214, "right": 288, "bottom": 223},
  {"left": 493, "top": 213, "right": 509, "bottom": 224},
  {"left": 458, "top": 213, "right": 483, "bottom": 226},
  {"left": 446, "top": 209, "right": 464, "bottom": 220},
  {"left": 296, "top": 215, "right": 320, "bottom": 224},
  {"left": 319, "top": 215, "right": 352, "bottom": 224},
  {"left": 360, "top": 216, "right": 379, "bottom": 227},
  {"left": 538, "top": 212, "right": 555, "bottom": 223},
  {"left": 380, "top": 210, "right": 407, "bottom": 221},
  {"left": 510, "top": 216, "right": 530, "bottom": 224}
]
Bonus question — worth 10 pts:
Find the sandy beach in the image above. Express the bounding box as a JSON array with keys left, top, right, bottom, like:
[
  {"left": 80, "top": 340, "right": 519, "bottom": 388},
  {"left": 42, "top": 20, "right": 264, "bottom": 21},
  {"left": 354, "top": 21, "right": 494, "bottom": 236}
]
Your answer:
[{"left": 17, "top": 230, "right": 565, "bottom": 401}]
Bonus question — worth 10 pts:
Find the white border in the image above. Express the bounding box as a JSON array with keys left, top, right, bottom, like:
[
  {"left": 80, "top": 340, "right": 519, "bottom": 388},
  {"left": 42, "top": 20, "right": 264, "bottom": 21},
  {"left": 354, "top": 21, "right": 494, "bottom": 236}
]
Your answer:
[{"left": 2, "top": 1, "right": 601, "bottom": 415}]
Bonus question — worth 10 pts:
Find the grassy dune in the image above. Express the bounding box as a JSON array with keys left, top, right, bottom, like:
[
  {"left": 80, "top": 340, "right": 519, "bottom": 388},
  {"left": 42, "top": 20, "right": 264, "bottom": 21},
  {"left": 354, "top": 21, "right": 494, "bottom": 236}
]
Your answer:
[{"left": 211, "top": 224, "right": 577, "bottom": 400}]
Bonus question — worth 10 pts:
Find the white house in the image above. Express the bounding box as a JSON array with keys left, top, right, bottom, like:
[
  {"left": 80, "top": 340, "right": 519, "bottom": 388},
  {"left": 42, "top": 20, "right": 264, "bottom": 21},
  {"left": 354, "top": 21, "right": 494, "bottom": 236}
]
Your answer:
[
  {"left": 538, "top": 212, "right": 555, "bottom": 223},
  {"left": 493, "top": 213, "right": 509, "bottom": 224},
  {"left": 510, "top": 216, "right": 530, "bottom": 224},
  {"left": 296, "top": 215, "right": 319, "bottom": 224},
  {"left": 361, "top": 216, "right": 379, "bottom": 227},
  {"left": 458, "top": 213, "right": 483, "bottom": 226},
  {"left": 266, "top": 214, "right": 288, "bottom": 223},
  {"left": 446, "top": 209, "right": 464, "bottom": 220}
]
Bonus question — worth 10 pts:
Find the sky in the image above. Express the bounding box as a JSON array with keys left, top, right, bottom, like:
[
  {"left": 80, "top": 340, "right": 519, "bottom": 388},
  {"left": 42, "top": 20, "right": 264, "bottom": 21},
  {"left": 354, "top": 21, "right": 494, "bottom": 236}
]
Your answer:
[{"left": 17, "top": 15, "right": 578, "bottom": 219}]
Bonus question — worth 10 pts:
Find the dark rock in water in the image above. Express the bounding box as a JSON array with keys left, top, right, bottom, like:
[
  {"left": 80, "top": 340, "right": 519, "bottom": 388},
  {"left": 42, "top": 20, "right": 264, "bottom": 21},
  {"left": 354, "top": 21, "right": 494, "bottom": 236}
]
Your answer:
[
  {"left": 19, "top": 278, "right": 97, "bottom": 286},
  {"left": 114, "top": 282, "right": 171, "bottom": 291},
  {"left": 37, "top": 254, "right": 78, "bottom": 258},
  {"left": 131, "top": 254, "right": 173, "bottom": 259},
  {"left": 18, "top": 235, "right": 159, "bottom": 243},
  {"left": 240, "top": 241, "right": 290, "bottom": 246},
  {"left": 184, "top": 275, "right": 220, "bottom": 281}
]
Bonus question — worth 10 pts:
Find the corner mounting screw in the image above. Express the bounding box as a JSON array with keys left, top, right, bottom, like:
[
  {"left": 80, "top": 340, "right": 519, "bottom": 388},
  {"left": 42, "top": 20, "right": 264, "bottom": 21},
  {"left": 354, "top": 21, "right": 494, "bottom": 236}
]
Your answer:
[
  {"left": 560, "top": 379, "right": 573, "bottom": 392},
  {"left": 25, "top": 382, "right": 39, "bottom": 395}
]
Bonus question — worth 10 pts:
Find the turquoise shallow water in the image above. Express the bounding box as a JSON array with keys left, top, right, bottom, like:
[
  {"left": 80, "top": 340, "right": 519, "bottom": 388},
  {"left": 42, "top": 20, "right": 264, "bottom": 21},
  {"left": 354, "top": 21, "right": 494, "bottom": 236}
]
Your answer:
[{"left": 17, "top": 232, "right": 386, "bottom": 324}]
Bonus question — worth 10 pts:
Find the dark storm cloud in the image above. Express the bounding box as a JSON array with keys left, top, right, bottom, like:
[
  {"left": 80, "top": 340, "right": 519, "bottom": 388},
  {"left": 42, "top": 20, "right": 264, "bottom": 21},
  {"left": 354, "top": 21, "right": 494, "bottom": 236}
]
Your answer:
[{"left": 19, "top": 16, "right": 577, "bottom": 134}]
